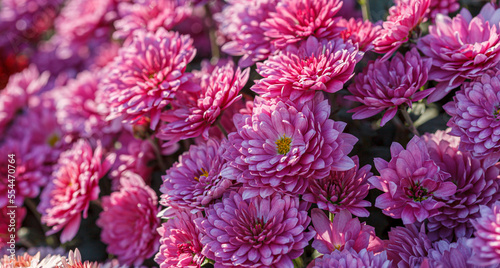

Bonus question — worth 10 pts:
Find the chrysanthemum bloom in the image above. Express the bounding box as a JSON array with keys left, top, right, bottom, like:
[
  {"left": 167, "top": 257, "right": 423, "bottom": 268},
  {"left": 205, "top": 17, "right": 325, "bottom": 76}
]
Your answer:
[
  {"left": 424, "top": 130, "right": 500, "bottom": 241},
  {"left": 155, "top": 210, "right": 205, "bottom": 267},
  {"left": 311, "top": 249, "right": 392, "bottom": 268},
  {"left": 158, "top": 61, "right": 249, "bottom": 144},
  {"left": 386, "top": 224, "right": 433, "bottom": 268},
  {"left": 468, "top": 201, "right": 500, "bottom": 266},
  {"left": 114, "top": 0, "right": 191, "bottom": 41},
  {"left": 369, "top": 136, "right": 457, "bottom": 224},
  {"left": 261, "top": 0, "right": 343, "bottom": 50},
  {"left": 251, "top": 37, "right": 363, "bottom": 102},
  {"left": 0, "top": 252, "right": 44, "bottom": 268},
  {"left": 310, "top": 208, "right": 384, "bottom": 255},
  {"left": 222, "top": 93, "right": 357, "bottom": 198},
  {"left": 443, "top": 70, "right": 500, "bottom": 159},
  {"left": 373, "top": 0, "right": 430, "bottom": 60},
  {"left": 102, "top": 27, "right": 196, "bottom": 129},
  {"left": 39, "top": 140, "right": 115, "bottom": 243},
  {"left": 160, "top": 139, "right": 231, "bottom": 213},
  {"left": 338, "top": 18, "right": 382, "bottom": 52},
  {"left": 216, "top": 0, "right": 277, "bottom": 67},
  {"left": 59, "top": 249, "right": 100, "bottom": 268},
  {"left": 0, "top": 206, "right": 26, "bottom": 250},
  {"left": 303, "top": 156, "right": 372, "bottom": 217},
  {"left": 97, "top": 172, "right": 160, "bottom": 266},
  {"left": 428, "top": 238, "right": 478, "bottom": 268},
  {"left": 417, "top": 3, "right": 500, "bottom": 102},
  {"left": 195, "top": 191, "right": 315, "bottom": 267},
  {"left": 428, "top": 0, "right": 459, "bottom": 21},
  {"left": 346, "top": 48, "right": 434, "bottom": 126}
]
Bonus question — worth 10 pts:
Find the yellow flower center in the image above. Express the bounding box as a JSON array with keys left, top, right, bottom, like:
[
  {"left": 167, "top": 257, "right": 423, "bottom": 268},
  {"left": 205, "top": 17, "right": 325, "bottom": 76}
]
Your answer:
[
  {"left": 194, "top": 168, "right": 209, "bottom": 181},
  {"left": 275, "top": 135, "right": 292, "bottom": 155},
  {"left": 47, "top": 133, "right": 60, "bottom": 147}
]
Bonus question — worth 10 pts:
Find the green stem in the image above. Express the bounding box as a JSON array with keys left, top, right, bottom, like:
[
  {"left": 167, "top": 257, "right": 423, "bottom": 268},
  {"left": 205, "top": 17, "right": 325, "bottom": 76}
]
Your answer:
[
  {"left": 148, "top": 136, "right": 167, "bottom": 172},
  {"left": 204, "top": 4, "right": 220, "bottom": 60},
  {"left": 400, "top": 107, "right": 420, "bottom": 137},
  {"left": 358, "top": 0, "right": 371, "bottom": 21},
  {"left": 216, "top": 121, "right": 228, "bottom": 138}
]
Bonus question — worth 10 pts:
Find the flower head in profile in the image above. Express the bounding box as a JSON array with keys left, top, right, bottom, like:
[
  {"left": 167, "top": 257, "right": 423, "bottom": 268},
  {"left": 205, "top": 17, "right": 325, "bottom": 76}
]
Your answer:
[
  {"left": 102, "top": 27, "right": 196, "bottom": 129},
  {"left": 311, "top": 248, "right": 392, "bottom": 268},
  {"left": 418, "top": 3, "right": 500, "bottom": 101},
  {"left": 223, "top": 93, "right": 357, "bottom": 198},
  {"left": 338, "top": 18, "right": 382, "bottom": 52},
  {"left": 468, "top": 201, "right": 500, "bottom": 267},
  {"left": 195, "top": 191, "right": 315, "bottom": 267},
  {"left": 347, "top": 48, "right": 433, "bottom": 126},
  {"left": 369, "top": 136, "right": 457, "bottom": 224},
  {"left": 386, "top": 224, "right": 432, "bottom": 268},
  {"left": 59, "top": 249, "right": 100, "bottom": 268},
  {"left": 252, "top": 37, "right": 363, "bottom": 102}
]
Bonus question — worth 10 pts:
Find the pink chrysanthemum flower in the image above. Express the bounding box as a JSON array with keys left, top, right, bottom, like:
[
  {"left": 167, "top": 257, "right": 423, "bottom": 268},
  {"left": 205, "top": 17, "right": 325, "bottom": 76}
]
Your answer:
[
  {"left": 443, "top": 70, "right": 500, "bottom": 159},
  {"left": 114, "top": 0, "right": 191, "bottom": 41},
  {"left": 424, "top": 130, "right": 500, "bottom": 241},
  {"left": 102, "top": 27, "right": 196, "bottom": 129},
  {"left": 428, "top": 238, "right": 478, "bottom": 268},
  {"left": 97, "top": 172, "right": 160, "bottom": 266},
  {"left": 428, "top": 0, "right": 460, "bottom": 21},
  {"left": 417, "top": 3, "right": 500, "bottom": 102},
  {"left": 222, "top": 93, "right": 357, "bottom": 198},
  {"left": 310, "top": 208, "right": 384, "bottom": 255},
  {"left": 261, "top": 0, "right": 343, "bottom": 50},
  {"left": 468, "top": 201, "right": 500, "bottom": 266},
  {"left": 39, "top": 140, "right": 115, "bottom": 243},
  {"left": 195, "top": 191, "right": 315, "bottom": 267},
  {"left": 373, "top": 0, "right": 430, "bottom": 60},
  {"left": 311, "top": 248, "right": 392, "bottom": 268},
  {"left": 346, "top": 48, "right": 434, "bottom": 126},
  {"left": 158, "top": 61, "right": 249, "bottom": 144},
  {"left": 155, "top": 210, "right": 205, "bottom": 268},
  {"left": 338, "top": 18, "right": 382, "bottom": 52},
  {"left": 386, "top": 224, "right": 433, "bottom": 268},
  {"left": 59, "top": 249, "right": 100, "bottom": 268},
  {"left": 0, "top": 206, "right": 26, "bottom": 250},
  {"left": 369, "top": 136, "right": 457, "bottom": 224},
  {"left": 160, "top": 139, "right": 231, "bottom": 213},
  {"left": 251, "top": 37, "right": 363, "bottom": 102},
  {"left": 303, "top": 156, "right": 372, "bottom": 218}
]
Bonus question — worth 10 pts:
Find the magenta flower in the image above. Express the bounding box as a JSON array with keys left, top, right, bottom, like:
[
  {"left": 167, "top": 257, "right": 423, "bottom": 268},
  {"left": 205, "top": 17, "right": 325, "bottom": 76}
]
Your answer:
[
  {"left": 386, "top": 224, "right": 432, "bottom": 268},
  {"left": 97, "top": 172, "right": 160, "bottom": 266},
  {"left": 468, "top": 201, "right": 500, "bottom": 266},
  {"left": 39, "top": 140, "right": 115, "bottom": 243},
  {"left": 311, "top": 249, "right": 392, "bottom": 268},
  {"left": 261, "top": 0, "right": 342, "bottom": 50},
  {"left": 222, "top": 93, "right": 357, "bottom": 198},
  {"left": 346, "top": 48, "right": 434, "bottom": 126},
  {"left": 338, "top": 18, "right": 382, "bottom": 52},
  {"left": 424, "top": 130, "right": 500, "bottom": 241},
  {"left": 160, "top": 139, "right": 231, "bottom": 213},
  {"left": 303, "top": 156, "right": 372, "bottom": 218},
  {"left": 417, "top": 3, "right": 500, "bottom": 102},
  {"left": 251, "top": 37, "right": 363, "bottom": 102},
  {"left": 373, "top": 0, "right": 430, "bottom": 60},
  {"left": 155, "top": 210, "right": 205, "bottom": 268},
  {"left": 158, "top": 61, "right": 249, "bottom": 144},
  {"left": 195, "top": 191, "right": 315, "bottom": 267},
  {"left": 0, "top": 206, "right": 26, "bottom": 250},
  {"left": 102, "top": 27, "right": 196, "bottom": 129},
  {"left": 428, "top": 0, "right": 460, "bottom": 21},
  {"left": 369, "top": 136, "right": 457, "bottom": 224},
  {"left": 443, "top": 70, "right": 500, "bottom": 159},
  {"left": 428, "top": 238, "right": 477, "bottom": 268},
  {"left": 310, "top": 208, "right": 384, "bottom": 255}
]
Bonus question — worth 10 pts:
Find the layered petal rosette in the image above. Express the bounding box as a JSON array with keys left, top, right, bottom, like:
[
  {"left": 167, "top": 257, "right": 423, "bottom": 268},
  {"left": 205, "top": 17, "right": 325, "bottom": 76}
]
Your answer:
[
  {"left": 251, "top": 37, "right": 363, "bottom": 102},
  {"left": 428, "top": 238, "right": 479, "bottom": 268},
  {"left": 418, "top": 3, "right": 500, "bottom": 101},
  {"left": 338, "top": 18, "right": 382, "bottom": 52},
  {"left": 311, "top": 249, "right": 392, "bottom": 268},
  {"left": 346, "top": 48, "right": 433, "bottom": 126},
  {"left": 369, "top": 136, "right": 457, "bottom": 224},
  {"left": 194, "top": 191, "right": 315, "bottom": 267},
  {"left": 468, "top": 201, "right": 500, "bottom": 266},
  {"left": 223, "top": 93, "right": 357, "bottom": 198},
  {"left": 386, "top": 224, "right": 433, "bottom": 268}
]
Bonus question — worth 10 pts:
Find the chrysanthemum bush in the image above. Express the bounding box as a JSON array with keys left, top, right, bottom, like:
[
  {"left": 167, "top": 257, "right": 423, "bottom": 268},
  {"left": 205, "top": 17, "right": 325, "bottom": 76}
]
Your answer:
[{"left": 3, "top": 0, "right": 500, "bottom": 267}]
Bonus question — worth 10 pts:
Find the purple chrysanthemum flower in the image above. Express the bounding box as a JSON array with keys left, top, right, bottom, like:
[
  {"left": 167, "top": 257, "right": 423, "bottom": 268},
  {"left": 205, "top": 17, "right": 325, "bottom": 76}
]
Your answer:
[
  {"left": 443, "top": 70, "right": 500, "bottom": 159},
  {"left": 468, "top": 201, "right": 500, "bottom": 266},
  {"left": 373, "top": 0, "right": 430, "bottom": 60},
  {"left": 222, "top": 93, "right": 357, "bottom": 198},
  {"left": 369, "top": 136, "right": 457, "bottom": 224},
  {"left": 38, "top": 140, "right": 115, "bottom": 243},
  {"left": 251, "top": 36, "right": 363, "bottom": 102},
  {"left": 97, "top": 172, "right": 160, "bottom": 266},
  {"left": 158, "top": 61, "right": 249, "bottom": 144},
  {"left": 303, "top": 156, "right": 372, "bottom": 218},
  {"left": 102, "top": 27, "right": 196, "bottom": 129},
  {"left": 417, "top": 3, "right": 500, "bottom": 102},
  {"left": 428, "top": 0, "right": 460, "bottom": 21},
  {"left": 160, "top": 139, "right": 231, "bottom": 213},
  {"left": 155, "top": 210, "right": 205, "bottom": 268},
  {"left": 346, "top": 48, "right": 433, "bottom": 126},
  {"left": 194, "top": 191, "right": 315, "bottom": 267},
  {"left": 311, "top": 248, "right": 392, "bottom": 268},
  {"left": 428, "top": 238, "right": 479, "bottom": 268},
  {"left": 424, "top": 130, "right": 500, "bottom": 241},
  {"left": 338, "top": 18, "right": 382, "bottom": 52},
  {"left": 386, "top": 224, "right": 433, "bottom": 268}
]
